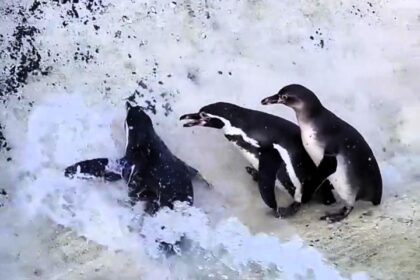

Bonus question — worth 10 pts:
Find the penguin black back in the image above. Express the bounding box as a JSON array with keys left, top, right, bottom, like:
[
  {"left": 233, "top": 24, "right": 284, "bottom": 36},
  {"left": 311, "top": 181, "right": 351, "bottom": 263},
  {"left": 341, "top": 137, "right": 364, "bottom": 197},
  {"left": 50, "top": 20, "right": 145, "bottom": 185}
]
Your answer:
[
  {"left": 200, "top": 102, "right": 302, "bottom": 148},
  {"left": 64, "top": 102, "right": 203, "bottom": 256},
  {"left": 65, "top": 102, "right": 196, "bottom": 216},
  {"left": 193, "top": 102, "right": 330, "bottom": 191},
  {"left": 124, "top": 102, "right": 194, "bottom": 213}
]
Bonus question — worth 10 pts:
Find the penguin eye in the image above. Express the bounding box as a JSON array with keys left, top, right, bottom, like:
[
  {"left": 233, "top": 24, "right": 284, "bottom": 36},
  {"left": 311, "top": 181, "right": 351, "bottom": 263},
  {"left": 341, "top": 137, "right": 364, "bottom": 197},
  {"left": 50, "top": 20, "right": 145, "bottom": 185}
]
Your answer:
[{"left": 200, "top": 112, "right": 208, "bottom": 118}]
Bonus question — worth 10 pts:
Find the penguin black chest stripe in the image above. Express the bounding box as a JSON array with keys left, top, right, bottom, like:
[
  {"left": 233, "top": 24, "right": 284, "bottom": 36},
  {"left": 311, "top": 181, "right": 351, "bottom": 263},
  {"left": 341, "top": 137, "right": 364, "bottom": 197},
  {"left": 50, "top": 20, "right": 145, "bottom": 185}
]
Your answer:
[
  {"left": 206, "top": 113, "right": 261, "bottom": 169},
  {"left": 224, "top": 134, "right": 260, "bottom": 167},
  {"left": 206, "top": 114, "right": 259, "bottom": 146}
]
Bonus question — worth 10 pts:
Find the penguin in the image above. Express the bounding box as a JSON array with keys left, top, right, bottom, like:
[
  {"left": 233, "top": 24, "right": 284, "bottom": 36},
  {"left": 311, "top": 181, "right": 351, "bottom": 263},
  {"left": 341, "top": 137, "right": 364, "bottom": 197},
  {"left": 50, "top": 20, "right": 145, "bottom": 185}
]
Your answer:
[
  {"left": 180, "top": 102, "right": 336, "bottom": 218},
  {"left": 261, "top": 84, "right": 382, "bottom": 222},
  {"left": 65, "top": 102, "right": 207, "bottom": 215}
]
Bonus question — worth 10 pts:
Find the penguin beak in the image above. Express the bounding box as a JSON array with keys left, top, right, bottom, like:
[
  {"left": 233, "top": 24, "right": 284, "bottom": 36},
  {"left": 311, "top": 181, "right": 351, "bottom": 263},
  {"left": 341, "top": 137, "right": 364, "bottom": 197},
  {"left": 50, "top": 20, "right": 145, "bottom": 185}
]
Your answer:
[
  {"left": 261, "top": 94, "right": 284, "bottom": 105},
  {"left": 180, "top": 113, "right": 209, "bottom": 127}
]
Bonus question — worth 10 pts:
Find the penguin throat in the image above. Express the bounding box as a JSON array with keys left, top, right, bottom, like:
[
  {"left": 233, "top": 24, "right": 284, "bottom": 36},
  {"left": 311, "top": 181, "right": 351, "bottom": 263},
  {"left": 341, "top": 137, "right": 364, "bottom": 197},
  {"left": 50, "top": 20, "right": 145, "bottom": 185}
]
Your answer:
[{"left": 295, "top": 104, "right": 322, "bottom": 124}]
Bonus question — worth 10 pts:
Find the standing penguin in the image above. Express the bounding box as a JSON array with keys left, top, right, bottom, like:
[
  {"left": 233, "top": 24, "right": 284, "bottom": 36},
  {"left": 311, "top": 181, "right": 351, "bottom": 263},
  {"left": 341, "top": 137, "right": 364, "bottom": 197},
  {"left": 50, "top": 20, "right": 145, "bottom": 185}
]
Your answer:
[
  {"left": 261, "top": 84, "right": 382, "bottom": 222},
  {"left": 65, "top": 102, "right": 206, "bottom": 215},
  {"left": 180, "top": 102, "right": 335, "bottom": 218}
]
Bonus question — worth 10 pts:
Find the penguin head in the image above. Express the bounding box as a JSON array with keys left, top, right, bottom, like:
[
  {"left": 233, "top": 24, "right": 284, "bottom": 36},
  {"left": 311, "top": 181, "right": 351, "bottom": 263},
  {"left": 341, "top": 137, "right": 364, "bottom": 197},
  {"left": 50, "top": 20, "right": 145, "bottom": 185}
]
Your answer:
[
  {"left": 124, "top": 101, "right": 154, "bottom": 155},
  {"left": 261, "top": 84, "right": 321, "bottom": 112},
  {"left": 125, "top": 101, "right": 153, "bottom": 131},
  {"left": 179, "top": 103, "right": 235, "bottom": 129}
]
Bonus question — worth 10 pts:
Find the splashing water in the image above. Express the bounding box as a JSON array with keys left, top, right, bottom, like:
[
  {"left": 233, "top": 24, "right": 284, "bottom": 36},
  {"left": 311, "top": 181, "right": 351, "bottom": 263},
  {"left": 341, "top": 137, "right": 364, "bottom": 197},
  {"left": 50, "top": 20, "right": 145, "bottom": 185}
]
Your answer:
[
  {"left": 1, "top": 94, "right": 351, "bottom": 279},
  {"left": 1, "top": 0, "right": 419, "bottom": 279}
]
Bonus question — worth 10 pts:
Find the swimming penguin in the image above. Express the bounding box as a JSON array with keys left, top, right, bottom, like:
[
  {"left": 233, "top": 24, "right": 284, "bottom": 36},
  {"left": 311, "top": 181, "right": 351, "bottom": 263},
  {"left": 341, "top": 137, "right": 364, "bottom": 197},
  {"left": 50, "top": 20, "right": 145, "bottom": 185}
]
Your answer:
[
  {"left": 261, "top": 84, "right": 382, "bottom": 222},
  {"left": 180, "top": 102, "right": 336, "bottom": 218},
  {"left": 65, "top": 102, "right": 207, "bottom": 215}
]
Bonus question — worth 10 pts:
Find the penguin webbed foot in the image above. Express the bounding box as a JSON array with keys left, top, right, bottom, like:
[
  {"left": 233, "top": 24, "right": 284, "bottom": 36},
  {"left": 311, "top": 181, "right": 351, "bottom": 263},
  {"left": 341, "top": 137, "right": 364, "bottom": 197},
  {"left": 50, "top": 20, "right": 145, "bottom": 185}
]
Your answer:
[
  {"left": 245, "top": 166, "right": 259, "bottom": 182},
  {"left": 277, "top": 201, "right": 301, "bottom": 218},
  {"left": 320, "top": 206, "right": 353, "bottom": 223},
  {"left": 271, "top": 208, "right": 281, "bottom": 218}
]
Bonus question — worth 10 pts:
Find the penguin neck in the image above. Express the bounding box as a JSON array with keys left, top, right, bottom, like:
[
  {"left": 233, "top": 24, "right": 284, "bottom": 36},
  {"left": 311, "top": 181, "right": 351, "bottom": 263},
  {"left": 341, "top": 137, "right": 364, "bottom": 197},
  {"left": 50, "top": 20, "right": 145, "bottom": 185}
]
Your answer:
[
  {"left": 295, "top": 104, "right": 323, "bottom": 125},
  {"left": 125, "top": 142, "right": 152, "bottom": 162}
]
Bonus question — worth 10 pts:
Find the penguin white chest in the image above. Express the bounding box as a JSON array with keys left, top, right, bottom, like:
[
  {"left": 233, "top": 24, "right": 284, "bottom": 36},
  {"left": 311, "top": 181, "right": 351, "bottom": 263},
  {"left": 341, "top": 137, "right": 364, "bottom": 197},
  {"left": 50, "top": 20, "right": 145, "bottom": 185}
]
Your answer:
[{"left": 299, "top": 122, "right": 324, "bottom": 165}]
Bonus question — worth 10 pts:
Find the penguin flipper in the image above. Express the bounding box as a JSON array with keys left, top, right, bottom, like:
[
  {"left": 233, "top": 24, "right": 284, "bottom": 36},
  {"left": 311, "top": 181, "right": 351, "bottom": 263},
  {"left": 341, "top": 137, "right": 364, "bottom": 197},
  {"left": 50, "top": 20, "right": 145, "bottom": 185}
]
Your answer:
[
  {"left": 317, "top": 151, "right": 338, "bottom": 181},
  {"left": 258, "top": 148, "right": 281, "bottom": 211},
  {"left": 301, "top": 147, "right": 337, "bottom": 204},
  {"left": 305, "top": 149, "right": 338, "bottom": 193},
  {"left": 64, "top": 158, "right": 123, "bottom": 182}
]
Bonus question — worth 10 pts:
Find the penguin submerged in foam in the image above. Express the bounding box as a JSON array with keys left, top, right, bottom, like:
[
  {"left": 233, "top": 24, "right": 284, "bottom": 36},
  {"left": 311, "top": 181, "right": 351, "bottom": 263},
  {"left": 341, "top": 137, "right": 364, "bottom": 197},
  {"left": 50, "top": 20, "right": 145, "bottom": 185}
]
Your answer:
[
  {"left": 65, "top": 102, "right": 207, "bottom": 215},
  {"left": 262, "top": 84, "right": 382, "bottom": 222},
  {"left": 180, "top": 102, "right": 336, "bottom": 218}
]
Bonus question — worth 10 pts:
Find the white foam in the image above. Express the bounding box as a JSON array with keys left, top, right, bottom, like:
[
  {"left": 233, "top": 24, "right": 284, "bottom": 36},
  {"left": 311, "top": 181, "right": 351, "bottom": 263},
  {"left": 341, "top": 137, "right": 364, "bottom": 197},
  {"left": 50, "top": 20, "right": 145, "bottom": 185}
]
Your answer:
[{"left": 2, "top": 0, "right": 420, "bottom": 278}]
